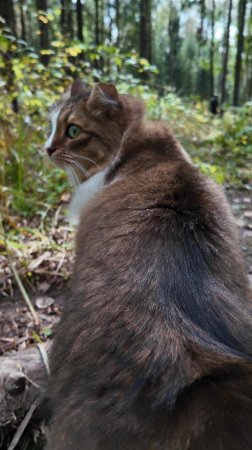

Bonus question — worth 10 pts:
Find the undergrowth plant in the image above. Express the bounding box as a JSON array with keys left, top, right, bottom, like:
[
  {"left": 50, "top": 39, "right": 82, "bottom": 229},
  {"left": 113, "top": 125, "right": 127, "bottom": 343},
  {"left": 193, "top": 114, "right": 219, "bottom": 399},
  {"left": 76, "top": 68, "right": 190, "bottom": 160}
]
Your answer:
[{"left": 0, "top": 31, "right": 251, "bottom": 298}]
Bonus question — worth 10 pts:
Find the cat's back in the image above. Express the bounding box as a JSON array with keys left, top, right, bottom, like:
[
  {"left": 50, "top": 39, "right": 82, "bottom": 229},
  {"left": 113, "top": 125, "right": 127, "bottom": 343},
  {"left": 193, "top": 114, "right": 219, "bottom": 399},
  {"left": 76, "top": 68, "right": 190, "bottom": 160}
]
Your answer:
[
  {"left": 49, "top": 121, "right": 252, "bottom": 450},
  {"left": 74, "top": 152, "right": 248, "bottom": 293}
]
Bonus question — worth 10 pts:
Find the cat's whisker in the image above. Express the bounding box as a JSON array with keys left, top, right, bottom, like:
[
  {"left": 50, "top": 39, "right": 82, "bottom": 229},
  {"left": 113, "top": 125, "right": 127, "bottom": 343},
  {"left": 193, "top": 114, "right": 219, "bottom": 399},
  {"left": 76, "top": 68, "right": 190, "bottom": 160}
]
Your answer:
[
  {"left": 69, "top": 153, "right": 100, "bottom": 169},
  {"left": 60, "top": 154, "right": 89, "bottom": 181},
  {"left": 64, "top": 163, "right": 75, "bottom": 186},
  {"left": 69, "top": 159, "right": 91, "bottom": 179},
  {"left": 65, "top": 162, "right": 80, "bottom": 186},
  {"left": 70, "top": 164, "right": 81, "bottom": 185}
]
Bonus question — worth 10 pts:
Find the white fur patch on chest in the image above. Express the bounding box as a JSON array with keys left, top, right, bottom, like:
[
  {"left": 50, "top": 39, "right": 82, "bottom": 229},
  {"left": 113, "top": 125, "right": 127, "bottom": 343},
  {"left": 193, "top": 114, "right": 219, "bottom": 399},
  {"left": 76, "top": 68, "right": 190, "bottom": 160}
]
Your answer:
[{"left": 68, "top": 169, "right": 107, "bottom": 224}]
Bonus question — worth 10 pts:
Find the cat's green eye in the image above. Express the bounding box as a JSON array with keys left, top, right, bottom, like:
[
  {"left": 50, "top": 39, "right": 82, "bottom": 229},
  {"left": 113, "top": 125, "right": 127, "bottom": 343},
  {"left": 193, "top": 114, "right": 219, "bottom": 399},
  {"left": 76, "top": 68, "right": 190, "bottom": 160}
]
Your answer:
[{"left": 66, "top": 125, "right": 81, "bottom": 139}]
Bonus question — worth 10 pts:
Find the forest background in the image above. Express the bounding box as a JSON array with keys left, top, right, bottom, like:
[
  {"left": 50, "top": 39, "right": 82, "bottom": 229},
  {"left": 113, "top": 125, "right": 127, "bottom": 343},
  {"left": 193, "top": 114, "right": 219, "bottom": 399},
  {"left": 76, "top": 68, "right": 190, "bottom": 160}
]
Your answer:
[
  {"left": 0, "top": 0, "right": 251, "bottom": 215},
  {"left": 0, "top": 1, "right": 251, "bottom": 447}
]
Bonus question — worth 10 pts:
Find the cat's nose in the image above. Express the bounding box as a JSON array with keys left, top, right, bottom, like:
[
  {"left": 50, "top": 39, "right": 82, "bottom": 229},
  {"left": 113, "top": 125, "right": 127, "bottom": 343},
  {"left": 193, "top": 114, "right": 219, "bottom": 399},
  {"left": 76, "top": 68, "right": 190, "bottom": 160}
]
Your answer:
[{"left": 46, "top": 146, "right": 56, "bottom": 156}]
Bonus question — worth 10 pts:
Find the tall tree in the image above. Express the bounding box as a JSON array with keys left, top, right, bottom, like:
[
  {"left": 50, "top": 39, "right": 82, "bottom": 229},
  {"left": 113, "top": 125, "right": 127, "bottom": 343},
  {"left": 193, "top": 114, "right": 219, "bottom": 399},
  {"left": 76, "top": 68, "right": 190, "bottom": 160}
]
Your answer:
[
  {"left": 233, "top": 0, "right": 247, "bottom": 105},
  {"left": 209, "top": 0, "right": 215, "bottom": 97},
  {"left": 19, "top": 0, "right": 26, "bottom": 41},
  {"left": 106, "top": 0, "right": 113, "bottom": 44},
  {"left": 199, "top": 0, "right": 205, "bottom": 38},
  {"left": 60, "top": 0, "right": 67, "bottom": 36},
  {"left": 245, "top": 5, "right": 252, "bottom": 100},
  {"left": 220, "top": 0, "right": 233, "bottom": 104},
  {"left": 0, "top": 0, "right": 17, "bottom": 36},
  {"left": 60, "top": 0, "right": 73, "bottom": 39},
  {"left": 139, "top": 0, "right": 152, "bottom": 62},
  {"left": 167, "top": 3, "right": 181, "bottom": 87},
  {"left": 26, "top": 6, "right": 34, "bottom": 46},
  {"left": 196, "top": 0, "right": 209, "bottom": 99},
  {"left": 100, "top": 0, "right": 105, "bottom": 44},
  {"left": 118, "top": 0, "right": 138, "bottom": 52},
  {"left": 76, "top": 0, "right": 84, "bottom": 42},
  {"left": 36, "top": 0, "right": 50, "bottom": 65},
  {"left": 95, "top": 0, "right": 100, "bottom": 45},
  {"left": 115, "top": 0, "right": 120, "bottom": 46}
]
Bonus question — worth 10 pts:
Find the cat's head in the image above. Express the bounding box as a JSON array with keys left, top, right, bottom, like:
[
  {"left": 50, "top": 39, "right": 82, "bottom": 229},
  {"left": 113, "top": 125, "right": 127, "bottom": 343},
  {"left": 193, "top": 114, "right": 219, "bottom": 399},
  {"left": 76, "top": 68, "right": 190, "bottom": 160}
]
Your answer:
[{"left": 45, "top": 80, "right": 145, "bottom": 183}]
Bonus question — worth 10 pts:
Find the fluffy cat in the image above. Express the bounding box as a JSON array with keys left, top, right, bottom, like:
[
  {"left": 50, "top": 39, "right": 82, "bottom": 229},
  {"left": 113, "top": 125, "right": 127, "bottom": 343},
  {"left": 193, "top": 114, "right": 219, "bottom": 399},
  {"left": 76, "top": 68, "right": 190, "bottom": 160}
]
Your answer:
[{"left": 46, "top": 80, "right": 252, "bottom": 450}]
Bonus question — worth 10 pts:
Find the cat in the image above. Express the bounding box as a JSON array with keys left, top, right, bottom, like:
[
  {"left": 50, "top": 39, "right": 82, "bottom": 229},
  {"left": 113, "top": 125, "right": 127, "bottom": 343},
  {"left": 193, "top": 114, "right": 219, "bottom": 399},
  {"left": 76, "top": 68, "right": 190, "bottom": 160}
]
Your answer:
[{"left": 46, "top": 80, "right": 252, "bottom": 450}]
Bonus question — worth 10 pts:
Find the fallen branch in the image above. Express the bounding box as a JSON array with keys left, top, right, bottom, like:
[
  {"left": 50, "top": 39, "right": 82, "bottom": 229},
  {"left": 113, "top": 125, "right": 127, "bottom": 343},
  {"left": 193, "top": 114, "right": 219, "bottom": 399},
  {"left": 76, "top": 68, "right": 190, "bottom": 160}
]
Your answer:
[{"left": 0, "top": 343, "right": 51, "bottom": 428}]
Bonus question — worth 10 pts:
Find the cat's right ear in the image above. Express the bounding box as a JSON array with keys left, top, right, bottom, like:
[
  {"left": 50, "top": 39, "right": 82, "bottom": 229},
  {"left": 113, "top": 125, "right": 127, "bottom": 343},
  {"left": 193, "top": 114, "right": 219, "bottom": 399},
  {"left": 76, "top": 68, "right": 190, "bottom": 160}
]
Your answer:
[
  {"left": 87, "top": 83, "right": 119, "bottom": 118},
  {"left": 70, "top": 79, "right": 89, "bottom": 97}
]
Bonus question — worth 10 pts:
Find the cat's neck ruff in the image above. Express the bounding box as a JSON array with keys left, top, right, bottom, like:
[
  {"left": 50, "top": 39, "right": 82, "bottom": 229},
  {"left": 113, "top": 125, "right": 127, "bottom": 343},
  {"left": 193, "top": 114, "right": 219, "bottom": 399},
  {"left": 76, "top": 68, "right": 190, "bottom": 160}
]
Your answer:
[{"left": 69, "top": 169, "right": 107, "bottom": 225}]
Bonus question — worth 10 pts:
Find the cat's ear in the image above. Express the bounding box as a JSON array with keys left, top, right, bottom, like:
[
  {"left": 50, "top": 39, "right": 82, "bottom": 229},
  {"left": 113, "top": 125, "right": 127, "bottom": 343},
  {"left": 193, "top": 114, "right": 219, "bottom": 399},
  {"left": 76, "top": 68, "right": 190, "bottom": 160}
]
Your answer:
[
  {"left": 70, "top": 79, "right": 89, "bottom": 97},
  {"left": 87, "top": 83, "right": 119, "bottom": 117}
]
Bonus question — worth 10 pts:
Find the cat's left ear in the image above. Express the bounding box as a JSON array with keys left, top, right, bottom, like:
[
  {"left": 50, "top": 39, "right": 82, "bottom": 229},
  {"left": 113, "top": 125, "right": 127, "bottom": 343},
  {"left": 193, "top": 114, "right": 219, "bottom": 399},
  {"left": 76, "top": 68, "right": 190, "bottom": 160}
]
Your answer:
[
  {"left": 71, "top": 79, "right": 89, "bottom": 97},
  {"left": 87, "top": 83, "right": 119, "bottom": 118}
]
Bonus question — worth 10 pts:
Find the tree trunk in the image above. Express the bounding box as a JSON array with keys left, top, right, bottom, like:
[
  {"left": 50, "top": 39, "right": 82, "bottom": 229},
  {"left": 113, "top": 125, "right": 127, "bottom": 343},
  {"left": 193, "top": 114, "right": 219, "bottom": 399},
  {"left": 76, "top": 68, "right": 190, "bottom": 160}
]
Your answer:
[
  {"left": 106, "top": 1, "right": 113, "bottom": 44},
  {"left": 245, "top": 5, "right": 252, "bottom": 100},
  {"left": 76, "top": 0, "right": 84, "bottom": 42},
  {"left": 209, "top": 0, "right": 215, "bottom": 98},
  {"left": 139, "top": 0, "right": 152, "bottom": 62},
  {"left": 60, "top": 0, "right": 66, "bottom": 35},
  {"left": 60, "top": 0, "right": 73, "bottom": 39},
  {"left": 167, "top": 2, "right": 180, "bottom": 87},
  {"left": 36, "top": 0, "right": 50, "bottom": 65},
  {"left": 95, "top": 0, "right": 100, "bottom": 46},
  {"left": 26, "top": 6, "right": 33, "bottom": 45},
  {"left": 233, "top": 0, "right": 247, "bottom": 106},
  {"left": 100, "top": 0, "right": 105, "bottom": 45},
  {"left": 19, "top": 0, "right": 26, "bottom": 41},
  {"left": 0, "top": 0, "right": 17, "bottom": 36},
  {"left": 67, "top": 0, "right": 74, "bottom": 40},
  {"left": 199, "top": 0, "right": 205, "bottom": 37},
  {"left": 220, "top": 0, "right": 233, "bottom": 105},
  {"left": 115, "top": 0, "right": 120, "bottom": 46}
]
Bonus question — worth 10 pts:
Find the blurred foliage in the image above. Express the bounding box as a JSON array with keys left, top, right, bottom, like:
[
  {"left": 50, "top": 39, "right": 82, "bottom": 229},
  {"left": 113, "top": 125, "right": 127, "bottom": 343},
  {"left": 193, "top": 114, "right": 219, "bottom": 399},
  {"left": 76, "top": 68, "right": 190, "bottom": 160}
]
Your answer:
[
  {"left": 0, "top": 32, "right": 251, "bottom": 222},
  {"left": 0, "top": 31, "right": 156, "bottom": 216}
]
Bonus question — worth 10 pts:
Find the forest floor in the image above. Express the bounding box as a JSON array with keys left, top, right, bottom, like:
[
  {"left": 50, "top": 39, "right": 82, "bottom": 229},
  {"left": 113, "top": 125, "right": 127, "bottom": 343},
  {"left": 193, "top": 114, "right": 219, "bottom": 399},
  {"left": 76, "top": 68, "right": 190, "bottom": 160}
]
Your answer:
[
  {"left": 0, "top": 192, "right": 74, "bottom": 355},
  {"left": 0, "top": 184, "right": 252, "bottom": 356}
]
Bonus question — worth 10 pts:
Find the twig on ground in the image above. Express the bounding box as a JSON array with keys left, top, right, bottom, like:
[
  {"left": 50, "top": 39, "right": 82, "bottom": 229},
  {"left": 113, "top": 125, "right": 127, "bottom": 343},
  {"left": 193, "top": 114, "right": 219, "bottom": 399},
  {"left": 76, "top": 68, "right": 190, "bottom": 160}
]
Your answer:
[
  {"left": 10, "top": 263, "right": 40, "bottom": 327},
  {"left": 7, "top": 399, "right": 39, "bottom": 450}
]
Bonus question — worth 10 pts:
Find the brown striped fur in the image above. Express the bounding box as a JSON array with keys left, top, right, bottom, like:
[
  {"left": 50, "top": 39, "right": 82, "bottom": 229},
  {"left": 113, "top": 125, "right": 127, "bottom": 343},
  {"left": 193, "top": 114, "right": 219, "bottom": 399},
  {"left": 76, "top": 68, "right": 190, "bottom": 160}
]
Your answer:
[{"left": 48, "top": 81, "right": 252, "bottom": 450}]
